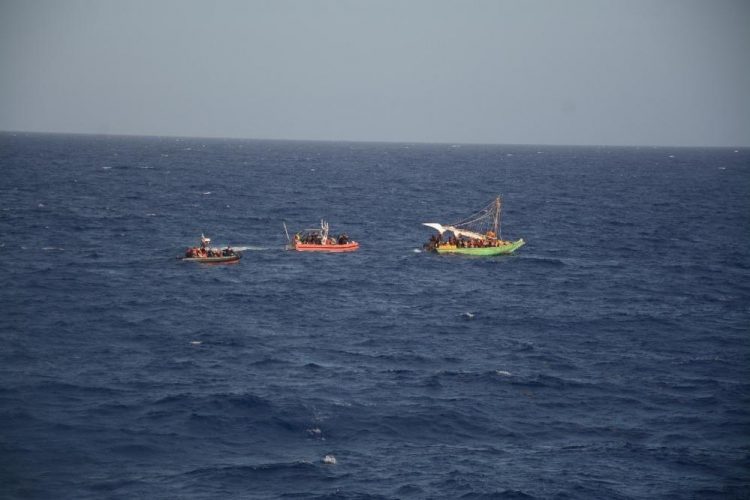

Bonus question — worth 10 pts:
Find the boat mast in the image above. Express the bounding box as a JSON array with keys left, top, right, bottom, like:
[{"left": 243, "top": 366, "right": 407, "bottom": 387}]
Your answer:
[
  {"left": 493, "top": 196, "right": 501, "bottom": 239},
  {"left": 321, "top": 219, "right": 329, "bottom": 244}
]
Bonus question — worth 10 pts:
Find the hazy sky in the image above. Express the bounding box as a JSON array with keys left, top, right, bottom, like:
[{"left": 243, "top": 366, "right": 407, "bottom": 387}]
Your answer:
[{"left": 1, "top": 0, "right": 748, "bottom": 146}]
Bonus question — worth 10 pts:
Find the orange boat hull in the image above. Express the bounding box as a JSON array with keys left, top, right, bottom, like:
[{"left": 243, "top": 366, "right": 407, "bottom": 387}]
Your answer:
[{"left": 293, "top": 242, "right": 359, "bottom": 252}]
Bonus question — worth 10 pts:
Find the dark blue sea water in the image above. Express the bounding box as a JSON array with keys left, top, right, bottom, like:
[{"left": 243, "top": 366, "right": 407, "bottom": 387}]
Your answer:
[{"left": 1, "top": 133, "right": 748, "bottom": 499}]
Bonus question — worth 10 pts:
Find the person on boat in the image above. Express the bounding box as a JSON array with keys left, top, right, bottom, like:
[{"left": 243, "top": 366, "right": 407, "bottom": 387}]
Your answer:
[{"left": 424, "top": 234, "right": 438, "bottom": 251}]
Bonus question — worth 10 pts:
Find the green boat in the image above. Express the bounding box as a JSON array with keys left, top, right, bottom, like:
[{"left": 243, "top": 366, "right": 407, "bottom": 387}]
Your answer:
[
  {"left": 435, "top": 238, "right": 525, "bottom": 255},
  {"left": 423, "top": 196, "right": 525, "bottom": 256}
]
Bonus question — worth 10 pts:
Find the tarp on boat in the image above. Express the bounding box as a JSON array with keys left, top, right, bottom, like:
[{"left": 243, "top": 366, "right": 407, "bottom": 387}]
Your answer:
[{"left": 423, "top": 223, "right": 488, "bottom": 240}]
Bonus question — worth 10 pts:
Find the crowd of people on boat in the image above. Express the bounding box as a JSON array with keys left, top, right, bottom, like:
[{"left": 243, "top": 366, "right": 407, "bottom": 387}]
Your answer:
[
  {"left": 295, "top": 232, "right": 351, "bottom": 245},
  {"left": 184, "top": 246, "right": 237, "bottom": 258},
  {"left": 424, "top": 232, "right": 511, "bottom": 252},
  {"left": 184, "top": 235, "right": 237, "bottom": 259}
]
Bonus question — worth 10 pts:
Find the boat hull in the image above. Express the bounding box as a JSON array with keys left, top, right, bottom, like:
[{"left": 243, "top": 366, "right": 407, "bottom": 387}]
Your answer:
[
  {"left": 182, "top": 254, "right": 241, "bottom": 263},
  {"left": 293, "top": 242, "right": 359, "bottom": 252},
  {"left": 435, "top": 238, "right": 525, "bottom": 255}
]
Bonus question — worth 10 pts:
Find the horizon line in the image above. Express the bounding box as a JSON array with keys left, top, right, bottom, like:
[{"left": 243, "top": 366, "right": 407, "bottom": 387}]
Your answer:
[{"left": 1, "top": 129, "right": 746, "bottom": 150}]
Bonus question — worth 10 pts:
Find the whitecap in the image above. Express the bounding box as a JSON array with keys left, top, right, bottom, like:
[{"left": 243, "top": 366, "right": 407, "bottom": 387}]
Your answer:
[
  {"left": 202, "top": 191, "right": 212, "bottom": 195},
  {"left": 495, "top": 370, "right": 512, "bottom": 377},
  {"left": 462, "top": 312, "right": 475, "bottom": 320},
  {"left": 322, "top": 454, "right": 336, "bottom": 465},
  {"left": 306, "top": 427, "right": 323, "bottom": 439},
  {"left": 190, "top": 340, "right": 202, "bottom": 345}
]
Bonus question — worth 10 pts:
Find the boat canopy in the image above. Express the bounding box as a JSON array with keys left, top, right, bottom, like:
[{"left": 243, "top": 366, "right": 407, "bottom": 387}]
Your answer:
[{"left": 423, "top": 223, "right": 488, "bottom": 241}]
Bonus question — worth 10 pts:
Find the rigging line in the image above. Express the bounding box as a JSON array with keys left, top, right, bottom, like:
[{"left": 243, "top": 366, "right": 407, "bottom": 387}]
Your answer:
[
  {"left": 453, "top": 214, "right": 491, "bottom": 227},
  {"left": 451, "top": 205, "right": 494, "bottom": 225},
  {"left": 450, "top": 200, "right": 498, "bottom": 227}
]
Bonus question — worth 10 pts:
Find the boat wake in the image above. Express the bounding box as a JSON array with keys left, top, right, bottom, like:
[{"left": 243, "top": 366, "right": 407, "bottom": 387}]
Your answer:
[{"left": 231, "top": 245, "right": 275, "bottom": 252}]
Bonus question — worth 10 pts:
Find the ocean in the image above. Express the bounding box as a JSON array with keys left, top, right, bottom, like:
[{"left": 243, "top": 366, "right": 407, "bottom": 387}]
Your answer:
[{"left": 0, "top": 133, "right": 748, "bottom": 498}]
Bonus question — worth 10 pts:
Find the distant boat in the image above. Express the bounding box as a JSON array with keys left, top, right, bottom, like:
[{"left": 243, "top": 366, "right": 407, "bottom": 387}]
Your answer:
[
  {"left": 285, "top": 220, "right": 359, "bottom": 253},
  {"left": 423, "top": 196, "right": 525, "bottom": 256},
  {"left": 181, "top": 234, "right": 241, "bottom": 263}
]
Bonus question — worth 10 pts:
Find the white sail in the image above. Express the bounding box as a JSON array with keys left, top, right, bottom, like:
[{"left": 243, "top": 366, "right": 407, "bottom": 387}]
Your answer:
[
  {"left": 445, "top": 226, "right": 488, "bottom": 240},
  {"left": 424, "top": 223, "right": 488, "bottom": 240},
  {"left": 423, "top": 223, "right": 447, "bottom": 234}
]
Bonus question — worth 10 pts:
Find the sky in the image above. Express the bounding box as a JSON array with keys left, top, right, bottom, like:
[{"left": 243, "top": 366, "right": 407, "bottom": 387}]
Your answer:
[{"left": 1, "top": 0, "right": 749, "bottom": 147}]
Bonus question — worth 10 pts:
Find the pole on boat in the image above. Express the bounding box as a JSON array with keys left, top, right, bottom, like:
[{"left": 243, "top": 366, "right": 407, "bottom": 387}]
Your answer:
[
  {"left": 321, "top": 220, "right": 329, "bottom": 244},
  {"left": 282, "top": 221, "right": 291, "bottom": 244},
  {"left": 493, "top": 196, "right": 501, "bottom": 240}
]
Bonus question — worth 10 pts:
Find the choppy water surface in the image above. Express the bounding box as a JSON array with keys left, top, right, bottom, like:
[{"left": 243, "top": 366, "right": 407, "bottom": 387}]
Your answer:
[{"left": 1, "top": 133, "right": 748, "bottom": 498}]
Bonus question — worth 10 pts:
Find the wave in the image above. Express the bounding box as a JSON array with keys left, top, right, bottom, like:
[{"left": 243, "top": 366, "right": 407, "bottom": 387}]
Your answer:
[
  {"left": 169, "top": 459, "right": 353, "bottom": 496},
  {"left": 150, "top": 391, "right": 272, "bottom": 412},
  {"left": 459, "top": 490, "right": 537, "bottom": 499},
  {"left": 181, "top": 460, "right": 322, "bottom": 481},
  {"left": 516, "top": 255, "right": 566, "bottom": 267}
]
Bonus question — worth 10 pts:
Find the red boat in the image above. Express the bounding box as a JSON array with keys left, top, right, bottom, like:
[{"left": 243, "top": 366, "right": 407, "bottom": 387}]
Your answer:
[
  {"left": 293, "top": 241, "right": 360, "bottom": 252},
  {"left": 286, "top": 220, "right": 359, "bottom": 253}
]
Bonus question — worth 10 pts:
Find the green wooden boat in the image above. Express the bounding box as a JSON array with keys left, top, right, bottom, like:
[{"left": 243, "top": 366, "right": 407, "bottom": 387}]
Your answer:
[
  {"left": 435, "top": 238, "right": 525, "bottom": 255},
  {"left": 423, "top": 196, "right": 525, "bottom": 256}
]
